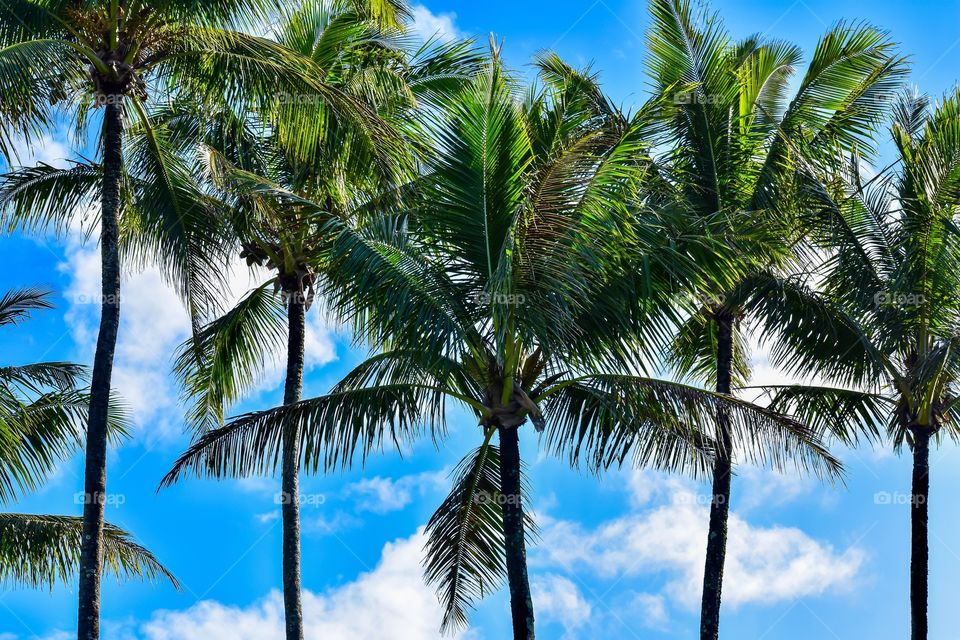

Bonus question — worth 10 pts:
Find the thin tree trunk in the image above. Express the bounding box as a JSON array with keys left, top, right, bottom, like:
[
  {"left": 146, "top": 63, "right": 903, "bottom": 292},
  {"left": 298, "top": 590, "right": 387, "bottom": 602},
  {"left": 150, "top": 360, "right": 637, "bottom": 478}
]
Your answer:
[
  {"left": 910, "top": 427, "right": 931, "bottom": 640},
  {"left": 281, "top": 294, "right": 306, "bottom": 640},
  {"left": 498, "top": 424, "right": 535, "bottom": 640},
  {"left": 700, "top": 311, "right": 734, "bottom": 640},
  {"left": 77, "top": 99, "right": 123, "bottom": 640}
]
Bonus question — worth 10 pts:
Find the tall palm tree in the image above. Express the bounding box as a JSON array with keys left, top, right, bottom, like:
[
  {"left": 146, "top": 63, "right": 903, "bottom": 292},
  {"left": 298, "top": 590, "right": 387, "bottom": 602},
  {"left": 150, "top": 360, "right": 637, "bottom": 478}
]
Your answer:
[
  {"left": 0, "top": 2, "right": 401, "bottom": 637},
  {"left": 154, "top": 4, "right": 482, "bottom": 638},
  {"left": 0, "top": 287, "right": 176, "bottom": 591},
  {"left": 161, "top": 50, "right": 840, "bottom": 640},
  {"left": 761, "top": 90, "right": 960, "bottom": 640},
  {"left": 641, "top": 2, "right": 906, "bottom": 637}
]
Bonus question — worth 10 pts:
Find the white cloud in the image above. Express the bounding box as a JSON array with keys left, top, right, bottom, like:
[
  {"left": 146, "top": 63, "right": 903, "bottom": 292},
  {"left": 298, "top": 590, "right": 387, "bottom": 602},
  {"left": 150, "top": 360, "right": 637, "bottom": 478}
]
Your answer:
[
  {"left": 61, "top": 242, "right": 191, "bottom": 442},
  {"left": 734, "top": 466, "right": 816, "bottom": 512},
  {"left": 306, "top": 510, "right": 364, "bottom": 536},
  {"left": 93, "top": 531, "right": 473, "bottom": 640},
  {"left": 237, "top": 476, "right": 279, "bottom": 495},
  {"left": 408, "top": 4, "right": 461, "bottom": 42},
  {"left": 532, "top": 575, "right": 592, "bottom": 636},
  {"left": 535, "top": 471, "right": 865, "bottom": 610},
  {"left": 631, "top": 592, "right": 669, "bottom": 629},
  {"left": 255, "top": 511, "right": 280, "bottom": 524},
  {"left": 345, "top": 470, "right": 447, "bottom": 514},
  {"left": 303, "top": 313, "right": 337, "bottom": 371},
  {"left": 139, "top": 597, "right": 284, "bottom": 639},
  {"left": 4, "top": 128, "right": 74, "bottom": 170}
]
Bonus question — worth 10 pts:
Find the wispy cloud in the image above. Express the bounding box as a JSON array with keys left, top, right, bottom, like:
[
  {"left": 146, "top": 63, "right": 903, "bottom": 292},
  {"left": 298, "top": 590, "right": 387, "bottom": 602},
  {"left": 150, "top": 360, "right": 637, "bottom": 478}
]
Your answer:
[
  {"left": 408, "top": 4, "right": 462, "bottom": 42},
  {"left": 344, "top": 470, "right": 447, "bottom": 514}
]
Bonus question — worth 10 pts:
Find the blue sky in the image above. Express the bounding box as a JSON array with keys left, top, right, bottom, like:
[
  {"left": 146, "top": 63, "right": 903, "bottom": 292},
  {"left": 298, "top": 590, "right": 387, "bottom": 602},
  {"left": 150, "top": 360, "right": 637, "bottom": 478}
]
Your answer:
[{"left": 3, "top": 1, "right": 960, "bottom": 638}]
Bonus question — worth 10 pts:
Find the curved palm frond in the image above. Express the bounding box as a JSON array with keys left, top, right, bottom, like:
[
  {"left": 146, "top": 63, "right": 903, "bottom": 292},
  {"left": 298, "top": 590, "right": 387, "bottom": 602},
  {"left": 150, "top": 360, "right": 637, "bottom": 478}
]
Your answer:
[
  {"left": 0, "top": 388, "right": 131, "bottom": 503},
  {"left": 755, "top": 384, "right": 892, "bottom": 445},
  {"left": 0, "top": 362, "right": 87, "bottom": 394},
  {"left": 541, "top": 374, "right": 843, "bottom": 481},
  {"left": 0, "top": 162, "right": 101, "bottom": 237},
  {"left": 124, "top": 105, "right": 233, "bottom": 332},
  {"left": 174, "top": 283, "right": 288, "bottom": 432},
  {"left": 0, "top": 287, "right": 53, "bottom": 327},
  {"left": 0, "top": 38, "right": 86, "bottom": 161},
  {"left": 161, "top": 381, "right": 448, "bottom": 484},
  {"left": 667, "top": 308, "right": 752, "bottom": 388},
  {"left": 0, "top": 514, "right": 178, "bottom": 589},
  {"left": 731, "top": 271, "right": 890, "bottom": 387}
]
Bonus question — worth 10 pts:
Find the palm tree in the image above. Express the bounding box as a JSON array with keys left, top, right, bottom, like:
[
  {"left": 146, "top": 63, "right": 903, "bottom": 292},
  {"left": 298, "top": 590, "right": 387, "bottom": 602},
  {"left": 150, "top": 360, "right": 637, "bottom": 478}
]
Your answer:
[
  {"left": 641, "top": 1, "right": 906, "bottom": 636},
  {"left": 153, "top": 5, "right": 482, "bottom": 638},
  {"left": 161, "top": 49, "right": 840, "bottom": 640},
  {"left": 0, "top": 287, "right": 176, "bottom": 591},
  {"left": 761, "top": 90, "right": 960, "bottom": 640},
  {"left": 0, "top": 2, "right": 402, "bottom": 637}
]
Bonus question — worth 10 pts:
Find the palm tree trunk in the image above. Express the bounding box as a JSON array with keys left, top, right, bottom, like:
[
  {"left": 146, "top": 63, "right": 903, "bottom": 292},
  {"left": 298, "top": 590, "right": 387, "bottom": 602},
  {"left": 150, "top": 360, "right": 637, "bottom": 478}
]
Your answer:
[
  {"left": 281, "top": 294, "right": 306, "bottom": 640},
  {"left": 498, "top": 424, "right": 535, "bottom": 640},
  {"left": 700, "top": 311, "right": 734, "bottom": 640},
  {"left": 910, "top": 426, "right": 931, "bottom": 640},
  {"left": 77, "top": 99, "right": 123, "bottom": 640}
]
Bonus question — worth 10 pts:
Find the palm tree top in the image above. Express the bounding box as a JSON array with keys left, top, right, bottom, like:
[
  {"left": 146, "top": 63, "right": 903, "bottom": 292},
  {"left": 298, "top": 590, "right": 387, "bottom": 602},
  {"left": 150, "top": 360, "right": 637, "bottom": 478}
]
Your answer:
[{"left": 769, "top": 88, "right": 960, "bottom": 448}]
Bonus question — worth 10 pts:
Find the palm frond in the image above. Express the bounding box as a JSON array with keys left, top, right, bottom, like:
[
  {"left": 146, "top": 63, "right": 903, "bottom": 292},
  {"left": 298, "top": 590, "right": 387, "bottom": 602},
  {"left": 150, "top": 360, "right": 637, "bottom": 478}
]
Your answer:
[
  {"left": 732, "top": 272, "right": 889, "bottom": 388},
  {"left": 0, "top": 514, "right": 178, "bottom": 589},
  {"left": 424, "top": 439, "right": 536, "bottom": 634},
  {"left": 755, "top": 384, "right": 892, "bottom": 445},
  {"left": 0, "top": 287, "right": 53, "bottom": 327},
  {"left": 0, "top": 362, "right": 87, "bottom": 394},
  {"left": 0, "top": 38, "right": 85, "bottom": 162},
  {"left": 124, "top": 104, "right": 232, "bottom": 333},
  {"left": 0, "top": 388, "right": 133, "bottom": 503},
  {"left": 174, "top": 283, "right": 288, "bottom": 432},
  {"left": 161, "top": 381, "right": 447, "bottom": 484},
  {"left": 0, "top": 162, "right": 100, "bottom": 237},
  {"left": 541, "top": 374, "right": 843, "bottom": 481}
]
